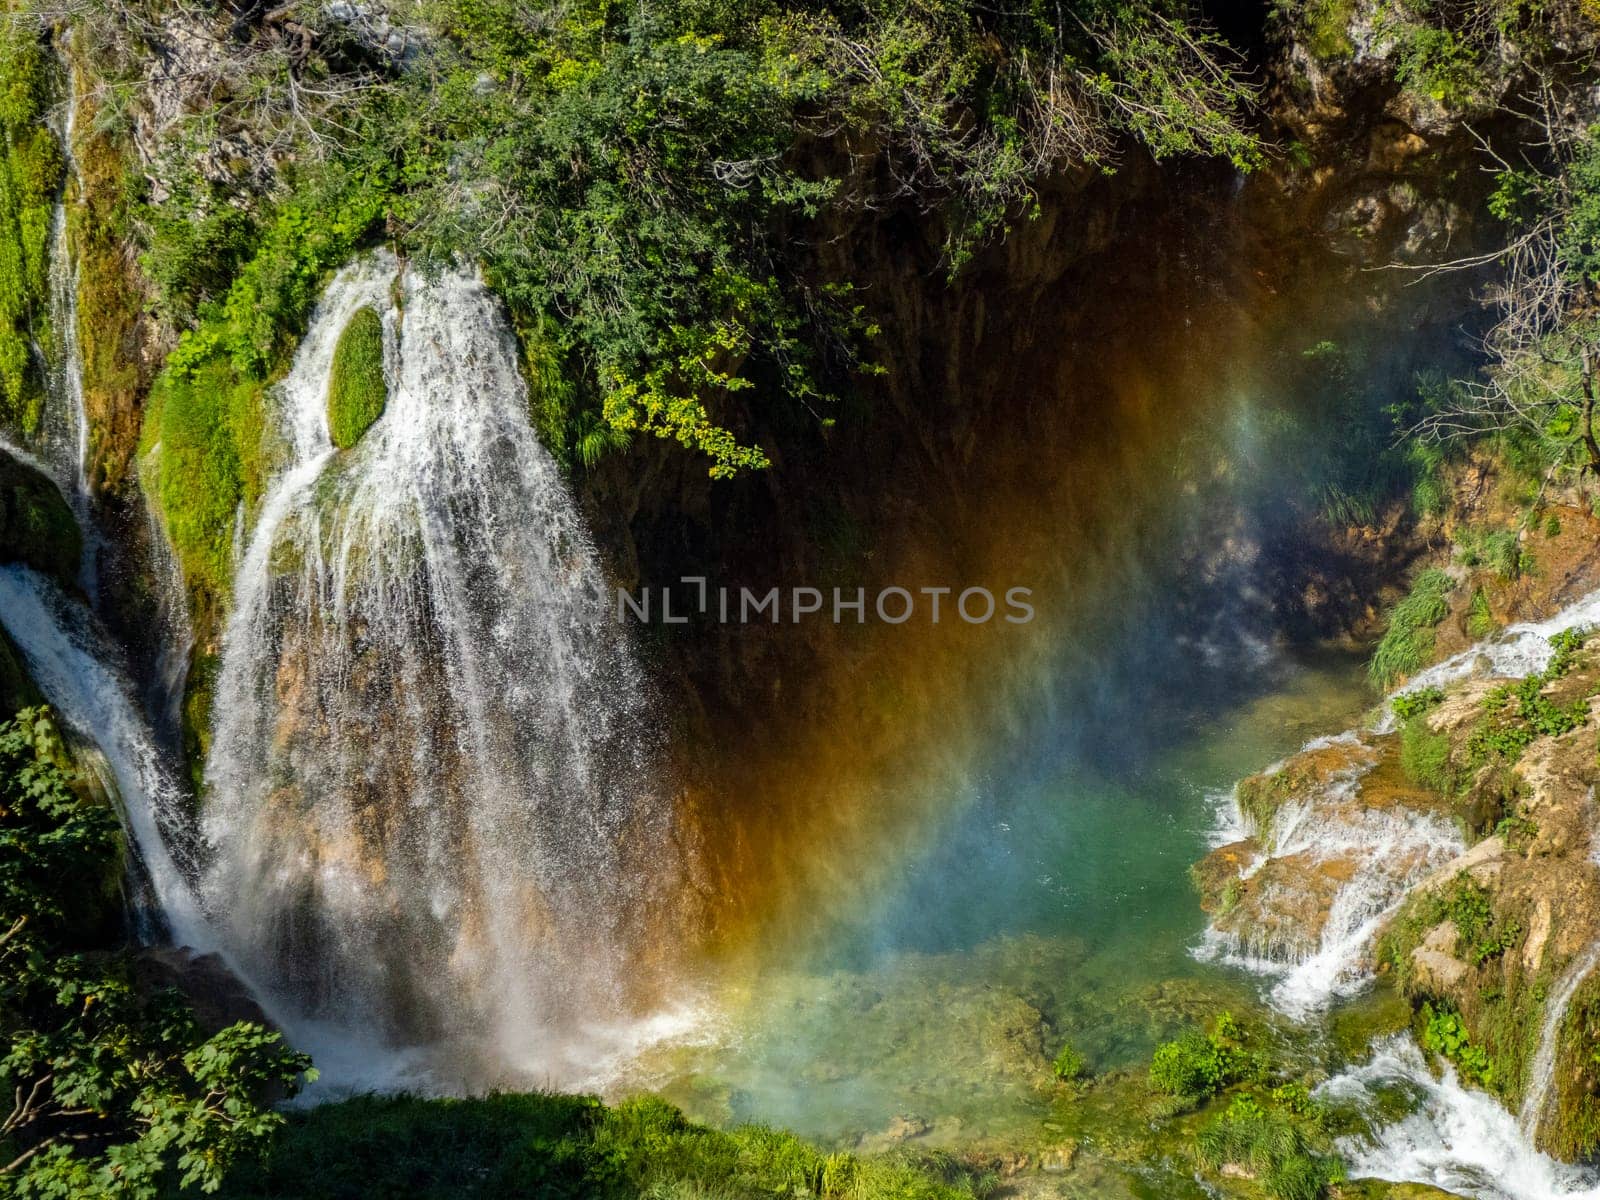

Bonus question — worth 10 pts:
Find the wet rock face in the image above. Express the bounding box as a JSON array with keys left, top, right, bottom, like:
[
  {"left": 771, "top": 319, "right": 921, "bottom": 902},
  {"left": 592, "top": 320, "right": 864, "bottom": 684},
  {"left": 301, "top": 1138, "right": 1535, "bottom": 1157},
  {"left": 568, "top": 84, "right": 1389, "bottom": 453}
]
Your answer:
[
  {"left": 0, "top": 449, "right": 80, "bottom": 587},
  {"left": 132, "top": 946, "right": 270, "bottom": 1034}
]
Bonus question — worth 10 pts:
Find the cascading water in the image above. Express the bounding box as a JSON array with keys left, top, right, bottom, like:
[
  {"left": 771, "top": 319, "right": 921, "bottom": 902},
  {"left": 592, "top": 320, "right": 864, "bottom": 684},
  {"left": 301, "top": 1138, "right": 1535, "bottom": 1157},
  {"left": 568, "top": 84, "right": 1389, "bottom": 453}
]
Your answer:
[
  {"left": 199, "top": 252, "right": 683, "bottom": 1089},
  {"left": 1518, "top": 792, "right": 1600, "bottom": 1144},
  {"left": 0, "top": 564, "right": 206, "bottom": 946},
  {"left": 1196, "top": 732, "right": 1463, "bottom": 1015},
  {"left": 1321, "top": 1036, "right": 1600, "bottom": 1200}
]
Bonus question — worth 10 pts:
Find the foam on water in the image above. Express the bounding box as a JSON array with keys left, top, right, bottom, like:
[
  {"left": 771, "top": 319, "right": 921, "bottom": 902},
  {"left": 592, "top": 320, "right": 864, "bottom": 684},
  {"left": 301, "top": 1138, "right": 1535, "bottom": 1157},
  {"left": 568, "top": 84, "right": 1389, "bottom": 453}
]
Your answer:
[{"left": 1322, "top": 1035, "right": 1600, "bottom": 1199}]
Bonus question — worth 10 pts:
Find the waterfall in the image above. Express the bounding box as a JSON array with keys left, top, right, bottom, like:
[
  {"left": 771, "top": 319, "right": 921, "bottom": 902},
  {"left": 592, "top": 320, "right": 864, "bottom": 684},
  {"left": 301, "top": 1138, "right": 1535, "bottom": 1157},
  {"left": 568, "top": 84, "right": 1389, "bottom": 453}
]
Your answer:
[
  {"left": 0, "top": 564, "right": 207, "bottom": 946},
  {"left": 1321, "top": 1035, "right": 1600, "bottom": 1200},
  {"left": 1196, "top": 733, "right": 1463, "bottom": 1015},
  {"left": 199, "top": 252, "right": 682, "bottom": 1089}
]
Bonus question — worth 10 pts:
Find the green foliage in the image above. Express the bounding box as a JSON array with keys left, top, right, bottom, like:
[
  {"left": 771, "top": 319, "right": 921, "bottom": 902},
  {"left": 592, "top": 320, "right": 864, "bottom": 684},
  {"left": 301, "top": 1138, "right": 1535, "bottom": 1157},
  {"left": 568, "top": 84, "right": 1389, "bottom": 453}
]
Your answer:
[
  {"left": 326, "top": 306, "right": 387, "bottom": 450},
  {"left": 1391, "top": 24, "right": 1482, "bottom": 106},
  {"left": 1369, "top": 569, "right": 1455, "bottom": 691},
  {"left": 1149, "top": 1012, "right": 1251, "bottom": 1102},
  {"left": 1468, "top": 629, "right": 1593, "bottom": 766},
  {"left": 1391, "top": 686, "right": 1443, "bottom": 722},
  {"left": 0, "top": 13, "right": 61, "bottom": 434},
  {"left": 1467, "top": 587, "right": 1497, "bottom": 639},
  {"left": 381, "top": 0, "right": 1260, "bottom": 477},
  {"left": 1400, "top": 713, "right": 1458, "bottom": 794},
  {"left": 1455, "top": 526, "right": 1531, "bottom": 581},
  {"left": 0, "top": 708, "right": 317, "bottom": 1196},
  {"left": 1052, "top": 1042, "right": 1086, "bottom": 1082},
  {"left": 139, "top": 163, "right": 391, "bottom": 613},
  {"left": 0, "top": 446, "right": 79, "bottom": 586},
  {"left": 206, "top": 1090, "right": 988, "bottom": 1200},
  {"left": 1420, "top": 1001, "right": 1495, "bottom": 1087},
  {"left": 1194, "top": 1093, "right": 1345, "bottom": 1200}
]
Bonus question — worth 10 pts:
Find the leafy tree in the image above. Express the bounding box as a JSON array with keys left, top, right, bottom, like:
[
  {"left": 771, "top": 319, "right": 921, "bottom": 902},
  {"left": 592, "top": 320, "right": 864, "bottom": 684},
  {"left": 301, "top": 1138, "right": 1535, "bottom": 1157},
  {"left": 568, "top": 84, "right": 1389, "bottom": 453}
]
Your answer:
[{"left": 0, "top": 708, "right": 315, "bottom": 1198}]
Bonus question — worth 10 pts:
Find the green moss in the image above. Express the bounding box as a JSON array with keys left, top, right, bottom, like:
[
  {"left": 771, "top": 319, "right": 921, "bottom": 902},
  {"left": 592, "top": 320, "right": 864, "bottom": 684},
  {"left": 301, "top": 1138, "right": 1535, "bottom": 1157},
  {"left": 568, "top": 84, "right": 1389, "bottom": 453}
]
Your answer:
[
  {"left": 1236, "top": 763, "right": 1317, "bottom": 837},
  {"left": 1298, "top": 0, "right": 1357, "bottom": 60},
  {"left": 70, "top": 92, "right": 144, "bottom": 493},
  {"left": 1369, "top": 569, "right": 1455, "bottom": 691},
  {"left": 326, "top": 306, "right": 386, "bottom": 450},
  {"left": 0, "top": 12, "right": 62, "bottom": 434},
  {"left": 142, "top": 358, "right": 266, "bottom": 610},
  {"left": 1399, "top": 716, "right": 1457, "bottom": 795},
  {"left": 0, "top": 446, "right": 79, "bottom": 585}
]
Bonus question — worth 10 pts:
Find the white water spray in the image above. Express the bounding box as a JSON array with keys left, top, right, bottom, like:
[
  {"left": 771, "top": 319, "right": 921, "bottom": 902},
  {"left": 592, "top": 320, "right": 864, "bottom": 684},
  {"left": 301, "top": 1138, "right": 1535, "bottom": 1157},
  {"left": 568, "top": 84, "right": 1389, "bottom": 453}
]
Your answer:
[
  {"left": 199, "top": 252, "right": 682, "bottom": 1089},
  {"left": 1322, "top": 1036, "right": 1600, "bottom": 1200}
]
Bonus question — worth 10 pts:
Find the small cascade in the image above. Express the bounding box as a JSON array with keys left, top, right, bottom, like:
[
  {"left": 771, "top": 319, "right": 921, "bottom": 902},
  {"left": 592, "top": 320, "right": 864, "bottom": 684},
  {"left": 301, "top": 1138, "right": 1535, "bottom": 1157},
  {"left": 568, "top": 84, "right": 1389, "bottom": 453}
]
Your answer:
[
  {"left": 1321, "top": 1035, "right": 1600, "bottom": 1200},
  {"left": 1200, "top": 585, "right": 1600, "bottom": 1019},
  {"left": 1383, "top": 588, "right": 1600, "bottom": 729},
  {"left": 1196, "top": 733, "right": 1463, "bottom": 1015},
  {"left": 13, "top": 38, "right": 96, "bottom": 593},
  {"left": 1520, "top": 940, "right": 1600, "bottom": 1145},
  {"left": 0, "top": 564, "right": 207, "bottom": 946},
  {"left": 200, "top": 252, "right": 682, "bottom": 1089},
  {"left": 1518, "top": 792, "right": 1600, "bottom": 1143}
]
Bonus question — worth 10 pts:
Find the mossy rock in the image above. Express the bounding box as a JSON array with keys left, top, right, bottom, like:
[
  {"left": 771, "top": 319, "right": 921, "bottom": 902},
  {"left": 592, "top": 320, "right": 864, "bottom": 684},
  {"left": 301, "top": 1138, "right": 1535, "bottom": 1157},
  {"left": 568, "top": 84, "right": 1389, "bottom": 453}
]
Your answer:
[
  {"left": 327, "top": 306, "right": 386, "bottom": 450},
  {"left": 0, "top": 449, "right": 80, "bottom": 586}
]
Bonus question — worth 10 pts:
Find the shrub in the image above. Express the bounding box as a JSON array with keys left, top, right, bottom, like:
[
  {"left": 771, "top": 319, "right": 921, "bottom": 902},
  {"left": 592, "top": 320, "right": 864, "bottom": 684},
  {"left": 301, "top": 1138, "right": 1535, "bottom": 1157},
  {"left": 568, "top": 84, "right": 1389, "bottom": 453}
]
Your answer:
[
  {"left": 0, "top": 708, "right": 317, "bottom": 1196},
  {"left": 1369, "top": 569, "right": 1455, "bottom": 690},
  {"left": 1150, "top": 1013, "right": 1250, "bottom": 1102},
  {"left": 327, "top": 306, "right": 387, "bottom": 449}
]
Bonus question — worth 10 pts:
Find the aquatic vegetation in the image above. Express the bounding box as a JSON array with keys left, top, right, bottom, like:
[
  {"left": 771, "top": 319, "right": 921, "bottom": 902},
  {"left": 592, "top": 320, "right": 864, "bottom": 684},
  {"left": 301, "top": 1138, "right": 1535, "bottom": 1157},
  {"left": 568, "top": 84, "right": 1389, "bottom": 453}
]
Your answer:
[
  {"left": 326, "top": 306, "right": 386, "bottom": 450},
  {"left": 1420, "top": 1002, "right": 1495, "bottom": 1088},
  {"left": 1051, "top": 1042, "right": 1087, "bottom": 1082},
  {"left": 1368, "top": 569, "right": 1455, "bottom": 691},
  {"left": 1149, "top": 1013, "right": 1254, "bottom": 1103}
]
